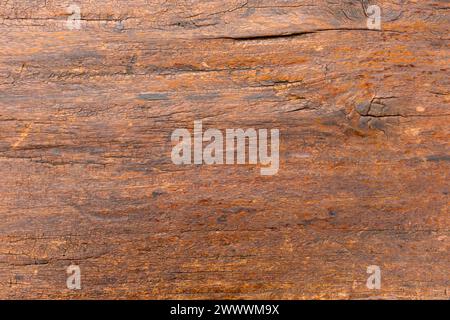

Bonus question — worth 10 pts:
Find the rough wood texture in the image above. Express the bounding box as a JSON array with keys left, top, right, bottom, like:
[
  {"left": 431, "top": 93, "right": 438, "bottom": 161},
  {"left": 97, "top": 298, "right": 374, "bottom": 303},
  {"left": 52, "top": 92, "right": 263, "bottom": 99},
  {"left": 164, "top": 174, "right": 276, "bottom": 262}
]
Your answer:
[{"left": 0, "top": 0, "right": 448, "bottom": 299}]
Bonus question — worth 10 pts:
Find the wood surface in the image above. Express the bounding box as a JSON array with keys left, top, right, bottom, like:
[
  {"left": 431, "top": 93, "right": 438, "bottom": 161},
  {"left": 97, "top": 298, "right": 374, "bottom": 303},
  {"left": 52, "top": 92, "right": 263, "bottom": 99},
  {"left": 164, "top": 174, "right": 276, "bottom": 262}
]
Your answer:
[{"left": 0, "top": 0, "right": 448, "bottom": 299}]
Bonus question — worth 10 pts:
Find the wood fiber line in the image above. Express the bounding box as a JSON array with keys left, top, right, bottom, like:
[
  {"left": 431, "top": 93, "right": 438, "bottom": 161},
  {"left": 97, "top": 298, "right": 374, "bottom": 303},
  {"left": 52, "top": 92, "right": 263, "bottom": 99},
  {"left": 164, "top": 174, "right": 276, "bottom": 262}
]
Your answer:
[{"left": 0, "top": 0, "right": 448, "bottom": 299}]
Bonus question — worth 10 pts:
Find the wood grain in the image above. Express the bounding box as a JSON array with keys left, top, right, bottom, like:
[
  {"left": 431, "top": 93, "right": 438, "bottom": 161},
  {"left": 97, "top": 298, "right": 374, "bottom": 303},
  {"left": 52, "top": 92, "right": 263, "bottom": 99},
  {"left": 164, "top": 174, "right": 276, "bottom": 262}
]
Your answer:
[{"left": 0, "top": 0, "right": 448, "bottom": 299}]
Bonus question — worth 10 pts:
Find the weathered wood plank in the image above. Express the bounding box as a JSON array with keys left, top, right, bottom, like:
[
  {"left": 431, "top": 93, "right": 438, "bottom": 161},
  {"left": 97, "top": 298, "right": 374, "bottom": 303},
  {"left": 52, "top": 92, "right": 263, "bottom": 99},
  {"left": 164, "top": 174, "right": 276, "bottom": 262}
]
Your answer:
[{"left": 0, "top": 0, "right": 448, "bottom": 299}]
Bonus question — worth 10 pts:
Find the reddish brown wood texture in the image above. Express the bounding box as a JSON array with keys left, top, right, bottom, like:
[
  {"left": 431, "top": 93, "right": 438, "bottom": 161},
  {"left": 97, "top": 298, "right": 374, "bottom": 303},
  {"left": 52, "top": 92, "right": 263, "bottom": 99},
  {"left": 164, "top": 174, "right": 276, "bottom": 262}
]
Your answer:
[{"left": 0, "top": 0, "right": 449, "bottom": 299}]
